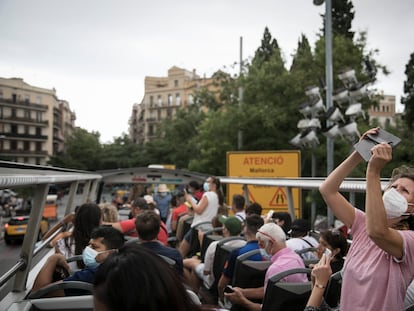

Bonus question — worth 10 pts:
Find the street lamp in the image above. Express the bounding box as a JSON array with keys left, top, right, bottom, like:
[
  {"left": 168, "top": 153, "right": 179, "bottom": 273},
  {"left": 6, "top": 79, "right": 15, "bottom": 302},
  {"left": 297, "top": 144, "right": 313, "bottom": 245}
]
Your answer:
[{"left": 314, "top": 0, "right": 335, "bottom": 227}]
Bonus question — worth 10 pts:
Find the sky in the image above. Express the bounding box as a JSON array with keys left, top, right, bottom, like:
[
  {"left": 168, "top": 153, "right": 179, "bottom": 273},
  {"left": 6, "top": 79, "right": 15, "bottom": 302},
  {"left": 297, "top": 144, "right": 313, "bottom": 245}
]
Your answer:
[{"left": 0, "top": 1, "right": 413, "bottom": 143}]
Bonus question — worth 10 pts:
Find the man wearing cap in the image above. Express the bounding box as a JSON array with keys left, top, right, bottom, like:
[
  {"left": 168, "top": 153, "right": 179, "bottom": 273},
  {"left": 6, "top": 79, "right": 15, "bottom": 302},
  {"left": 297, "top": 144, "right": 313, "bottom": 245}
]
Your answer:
[
  {"left": 104, "top": 197, "right": 169, "bottom": 246},
  {"left": 183, "top": 215, "right": 245, "bottom": 293},
  {"left": 154, "top": 184, "right": 172, "bottom": 223},
  {"left": 225, "top": 223, "right": 308, "bottom": 311},
  {"left": 286, "top": 218, "right": 319, "bottom": 261}
]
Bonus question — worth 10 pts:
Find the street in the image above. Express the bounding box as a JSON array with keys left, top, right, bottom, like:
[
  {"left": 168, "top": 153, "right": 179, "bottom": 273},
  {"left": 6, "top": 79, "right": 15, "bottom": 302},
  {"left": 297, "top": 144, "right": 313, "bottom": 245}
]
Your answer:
[{"left": 0, "top": 194, "right": 84, "bottom": 277}]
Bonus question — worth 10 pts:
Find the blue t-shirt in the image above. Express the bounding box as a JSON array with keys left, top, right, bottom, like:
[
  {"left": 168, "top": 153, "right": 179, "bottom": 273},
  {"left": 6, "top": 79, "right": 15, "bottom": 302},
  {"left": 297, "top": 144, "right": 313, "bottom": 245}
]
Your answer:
[
  {"left": 63, "top": 267, "right": 97, "bottom": 296},
  {"left": 222, "top": 240, "right": 261, "bottom": 279},
  {"left": 154, "top": 193, "right": 172, "bottom": 219},
  {"left": 141, "top": 241, "right": 184, "bottom": 275}
]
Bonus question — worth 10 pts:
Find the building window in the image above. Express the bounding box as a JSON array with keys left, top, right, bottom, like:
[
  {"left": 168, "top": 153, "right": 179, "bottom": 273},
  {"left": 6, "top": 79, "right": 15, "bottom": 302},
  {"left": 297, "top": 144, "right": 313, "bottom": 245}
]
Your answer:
[
  {"left": 188, "top": 94, "right": 194, "bottom": 105},
  {"left": 175, "top": 93, "right": 181, "bottom": 106},
  {"left": 149, "top": 96, "right": 154, "bottom": 108},
  {"left": 36, "top": 96, "right": 41, "bottom": 104},
  {"left": 0, "top": 91, "right": 3, "bottom": 99},
  {"left": 24, "top": 141, "right": 30, "bottom": 151},
  {"left": 148, "top": 125, "right": 154, "bottom": 136},
  {"left": 36, "top": 111, "right": 42, "bottom": 122},
  {"left": 168, "top": 94, "right": 172, "bottom": 106},
  {"left": 36, "top": 141, "right": 42, "bottom": 151},
  {"left": 24, "top": 110, "right": 30, "bottom": 119},
  {"left": 174, "top": 80, "right": 179, "bottom": 87},
  {"left": 24, "top": 94, "right": 30, "bottom": 104},
  {"left": 157, "top": 109, "right": 161, "bottom": 121},
  {"left": 157, "top": 95, "right": 162, "bottom": 107}
]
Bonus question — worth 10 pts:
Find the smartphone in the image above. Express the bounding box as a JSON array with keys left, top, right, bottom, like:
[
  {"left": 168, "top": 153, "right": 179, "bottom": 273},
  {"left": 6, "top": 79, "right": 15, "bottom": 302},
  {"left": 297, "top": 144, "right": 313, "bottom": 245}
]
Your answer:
[{"left": 224, "top": 285, "right": 234, "bottom": 293}]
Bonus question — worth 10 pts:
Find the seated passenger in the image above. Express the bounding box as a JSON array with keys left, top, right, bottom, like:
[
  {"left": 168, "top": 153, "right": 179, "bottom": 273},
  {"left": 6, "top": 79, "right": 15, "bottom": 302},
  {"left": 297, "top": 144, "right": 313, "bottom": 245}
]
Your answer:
[
  {"left": 32, "top": 226, "right": 125, "bottom": 297},
  {"left": 271, "top": 212, "right": 292, "bottom": 235},
  {"left": 105, "top": 197, "right": 168, "bottom": 245},
  {"left": 183, "top": 215, "right": 245, "bottom": 292},
  {"left": 45, "top": 203, "right": 102, "bottom": 270},
  {"left": 314, "top": 229, "right": 348, "bottom": 273},
  {"left": 93, "top": 243, "right": 204, "bottom": 311},
  {"left": 135, "top": 210, "right": 184, "bottom": 275},
  {"left": 225, "top": 223, "right": 308, "bottom": 311},
  {"left": 286, "top": 218, "right": 318, "bottom": 261},
  {"left": 217, "top": 214, "right": 264, "bottom": 302}
]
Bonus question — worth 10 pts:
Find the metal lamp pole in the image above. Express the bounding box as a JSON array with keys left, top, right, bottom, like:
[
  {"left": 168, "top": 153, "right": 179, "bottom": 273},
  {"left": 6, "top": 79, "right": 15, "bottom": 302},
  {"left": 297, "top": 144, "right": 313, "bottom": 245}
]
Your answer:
[{"left": 315, "top": 0, "right": 334, "bottom": 227}]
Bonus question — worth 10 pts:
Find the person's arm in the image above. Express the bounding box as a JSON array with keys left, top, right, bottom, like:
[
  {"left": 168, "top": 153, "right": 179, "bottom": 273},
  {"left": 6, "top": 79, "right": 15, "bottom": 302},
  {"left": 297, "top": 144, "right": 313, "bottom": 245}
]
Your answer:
[
  {"left": 238, "top": 286, "right": 264, "bottom": 300},
  {"left": 217, "top": 274, "right": 230, "bottom": 302},
  {"left": 366, "top": 142, "right": 404, "bottom": 258},
  {"left": 42, "top": 212, "right": 75, "bottom": 241},
  {"left": 306, "top": 254, "right": 332, "bottom": 309},
  {"left": 224, "top": 287, "right": 262, "bottom": 311},
  {"left": 185, "top": 193, "right": 208, "bottom": 215},
  {"left": 32, "top": 253, "right": 69, "bottom": 296},
  {"left": 101, "top": 221, "right": 124, "bottom": 233},
  {"left": 319, "top": 150, "right": 363, "bottom": 228}
]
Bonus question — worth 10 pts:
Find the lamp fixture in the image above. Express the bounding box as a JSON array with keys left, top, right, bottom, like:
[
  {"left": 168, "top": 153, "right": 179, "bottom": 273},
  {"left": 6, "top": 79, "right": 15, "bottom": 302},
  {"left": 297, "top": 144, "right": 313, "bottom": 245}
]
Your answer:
[{"left": 326, "top": 106, "right": 345, "bottom": 123}]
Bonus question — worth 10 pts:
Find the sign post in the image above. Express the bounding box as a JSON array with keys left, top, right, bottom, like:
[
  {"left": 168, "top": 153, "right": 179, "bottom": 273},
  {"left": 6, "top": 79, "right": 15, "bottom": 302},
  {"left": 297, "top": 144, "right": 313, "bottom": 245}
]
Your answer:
[{"left": 226, "top": 151, "right": 301, "bottom": 217}]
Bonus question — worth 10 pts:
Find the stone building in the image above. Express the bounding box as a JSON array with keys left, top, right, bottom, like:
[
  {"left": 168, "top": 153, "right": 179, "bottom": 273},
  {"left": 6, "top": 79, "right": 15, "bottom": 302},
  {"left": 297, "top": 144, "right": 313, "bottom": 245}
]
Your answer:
[
  {"left": 129, "top": 66, "right": 217, "bottom": 144},
  {"left": 0, "top": 77, "right": 76, "bottom": 165}
]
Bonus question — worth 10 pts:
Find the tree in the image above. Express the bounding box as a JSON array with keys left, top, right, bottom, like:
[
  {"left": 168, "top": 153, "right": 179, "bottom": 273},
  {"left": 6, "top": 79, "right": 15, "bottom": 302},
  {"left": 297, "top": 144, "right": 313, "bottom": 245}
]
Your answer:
[
  {"left": 49, "top": 128, "right": 102, "bottom": 171},
  {"left": 402, "top": 52, "right": 414, "bottom": 129},
  {"left": 100, "top": 134, "right": 145, "bottom": 169},
  {"left": 252, "top": 26, "right": 281, "bottom": 67},
  {"left": 320, "top": 0, "right": 355, "bottom": 40}
]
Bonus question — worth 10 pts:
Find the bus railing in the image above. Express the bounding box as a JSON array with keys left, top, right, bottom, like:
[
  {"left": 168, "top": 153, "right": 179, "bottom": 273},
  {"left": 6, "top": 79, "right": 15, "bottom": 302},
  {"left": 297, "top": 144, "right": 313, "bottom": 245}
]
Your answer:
[{"left": 0, "top": 161, "right": 102, "bottom": 308}]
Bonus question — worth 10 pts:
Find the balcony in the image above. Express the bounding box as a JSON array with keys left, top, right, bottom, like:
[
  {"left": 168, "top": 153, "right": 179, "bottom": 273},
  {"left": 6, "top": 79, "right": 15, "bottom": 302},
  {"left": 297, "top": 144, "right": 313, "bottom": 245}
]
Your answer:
[
  {"left": 0, "top": 132, "right": 48, "bottom": 140},
  {"left": 0, "top": 116, "right": 49, "bottom": 126},
  {"left": 0, "top": 98, "right": 48, "bottom": 111}
]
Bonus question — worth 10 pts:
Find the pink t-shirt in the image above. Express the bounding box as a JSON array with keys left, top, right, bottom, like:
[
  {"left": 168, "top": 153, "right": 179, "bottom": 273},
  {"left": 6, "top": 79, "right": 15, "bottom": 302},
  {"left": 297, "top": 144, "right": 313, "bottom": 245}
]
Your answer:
[
  {"left": 341, "top": 208, "right": 414, "bottom": 311},
  {"left": 264, "top": 247, "right": 308, "bottom": 290}
]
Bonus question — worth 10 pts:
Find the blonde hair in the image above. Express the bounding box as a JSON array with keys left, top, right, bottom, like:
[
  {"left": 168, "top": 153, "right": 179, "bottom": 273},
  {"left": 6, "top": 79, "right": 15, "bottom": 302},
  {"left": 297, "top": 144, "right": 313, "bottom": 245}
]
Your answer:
[{"left": 99, "top": 203, "right": 119, "bottom": 223}]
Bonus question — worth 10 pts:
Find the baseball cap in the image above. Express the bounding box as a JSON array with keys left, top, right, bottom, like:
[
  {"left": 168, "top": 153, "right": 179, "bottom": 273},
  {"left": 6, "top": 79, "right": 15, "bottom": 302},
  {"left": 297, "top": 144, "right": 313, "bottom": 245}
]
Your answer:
[{"left": 218, "top": 215, "right": 242, "bottom": 236}]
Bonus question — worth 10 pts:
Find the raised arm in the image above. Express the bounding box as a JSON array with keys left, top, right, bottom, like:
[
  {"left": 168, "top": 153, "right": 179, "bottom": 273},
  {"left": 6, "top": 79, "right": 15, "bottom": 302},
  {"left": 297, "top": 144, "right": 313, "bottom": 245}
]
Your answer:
[
  {"left": 319, "top": 151, "right": 362, "bottom": 228},
  {"left": 365, "top": 142, "right": 404, "bottom": 258},
  {"left": 185, "top": 193, "right": 208, "bottom": 215}
]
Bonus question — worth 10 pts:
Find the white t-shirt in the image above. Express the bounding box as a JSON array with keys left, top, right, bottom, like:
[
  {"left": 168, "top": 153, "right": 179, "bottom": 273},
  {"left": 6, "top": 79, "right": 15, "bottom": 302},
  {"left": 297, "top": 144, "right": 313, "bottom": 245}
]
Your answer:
[
  {"left": 191, "top": 191, "right": 219, "bottom": 228},
  {"left": 197, "top": 238, "right": 246, "bottom": 288},
  {"left": 286, "top": 236, "right": 318, "bottom": 260}
]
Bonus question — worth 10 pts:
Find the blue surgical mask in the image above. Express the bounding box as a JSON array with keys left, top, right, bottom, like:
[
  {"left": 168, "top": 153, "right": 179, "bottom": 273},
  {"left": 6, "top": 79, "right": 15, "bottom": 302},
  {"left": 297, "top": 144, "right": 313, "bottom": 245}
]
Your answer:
[
  {"left": 82, "top": 246, "right": 101, "bottom": 269},
  {"left": 203, "top": 182, "right": 210, "bottom": 192},
  {"left": 260, "top": 248, "right": 272, "bottom": 260}
]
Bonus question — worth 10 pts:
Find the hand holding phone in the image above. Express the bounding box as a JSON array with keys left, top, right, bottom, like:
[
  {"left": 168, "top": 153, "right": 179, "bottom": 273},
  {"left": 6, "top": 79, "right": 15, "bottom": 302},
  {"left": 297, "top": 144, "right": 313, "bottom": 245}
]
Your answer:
[{"left": 224, "top": 285, "right": 234, "bottom": 293}]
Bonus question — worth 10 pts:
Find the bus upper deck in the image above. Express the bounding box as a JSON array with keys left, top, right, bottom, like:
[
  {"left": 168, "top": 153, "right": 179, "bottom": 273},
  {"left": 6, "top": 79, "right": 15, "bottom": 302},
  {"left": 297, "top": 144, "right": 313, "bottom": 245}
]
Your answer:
[{"left": 0, "top": 161, "right": 389, "bottom": 310}]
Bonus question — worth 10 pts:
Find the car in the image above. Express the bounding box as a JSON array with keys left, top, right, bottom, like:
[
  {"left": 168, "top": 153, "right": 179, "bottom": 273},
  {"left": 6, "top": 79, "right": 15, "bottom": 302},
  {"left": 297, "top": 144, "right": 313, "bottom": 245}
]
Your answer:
[{"left": 3, "top": 215, "right": 49, "bottom": 245}]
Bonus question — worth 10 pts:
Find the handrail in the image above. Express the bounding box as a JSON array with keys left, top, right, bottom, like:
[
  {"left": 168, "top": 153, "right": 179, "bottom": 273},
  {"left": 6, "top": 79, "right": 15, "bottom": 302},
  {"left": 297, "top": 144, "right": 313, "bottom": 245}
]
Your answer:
[{"left": 0, "top": 160, "right": 102, "bottom": 306}]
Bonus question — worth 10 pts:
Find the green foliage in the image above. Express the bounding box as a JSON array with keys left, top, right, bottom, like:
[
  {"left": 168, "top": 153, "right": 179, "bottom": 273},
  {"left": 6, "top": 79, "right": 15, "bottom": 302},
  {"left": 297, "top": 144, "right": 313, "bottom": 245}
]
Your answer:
[
  {"left": 49, "top": 128, "right": 102, "bottom": 171},
  {"left": 320, "top": 0, "right": 355, "bottom": 40},
  {"left": 402, "top": 52, "right": 414, "bottom": 129}
]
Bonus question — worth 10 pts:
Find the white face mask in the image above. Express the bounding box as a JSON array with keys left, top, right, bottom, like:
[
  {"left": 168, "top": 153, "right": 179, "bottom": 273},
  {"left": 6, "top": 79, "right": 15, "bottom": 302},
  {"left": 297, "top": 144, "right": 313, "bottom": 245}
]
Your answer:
[{"left": 382, "top": 188, "right": 413, "bottom": 218}]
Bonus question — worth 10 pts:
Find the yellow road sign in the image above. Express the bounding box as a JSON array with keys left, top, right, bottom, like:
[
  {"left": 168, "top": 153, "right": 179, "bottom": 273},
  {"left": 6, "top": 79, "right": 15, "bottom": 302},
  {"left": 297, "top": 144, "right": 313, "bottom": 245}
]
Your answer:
[{"left": 226, "top": 151, "right": 301, "bottom": 217}]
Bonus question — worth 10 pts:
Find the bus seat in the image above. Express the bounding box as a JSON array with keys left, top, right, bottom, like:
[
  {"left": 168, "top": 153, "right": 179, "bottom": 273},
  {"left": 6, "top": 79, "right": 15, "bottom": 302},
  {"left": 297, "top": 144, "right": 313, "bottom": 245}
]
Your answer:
[
  {"left": 27, "top": 281, "right": 93, "bottom": 299},
  {"left": 232, "top": 249, "right": 271, "bottom": 289},
  {"left": 261, "top": 268, "right": 311, "bottom": 311}
]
